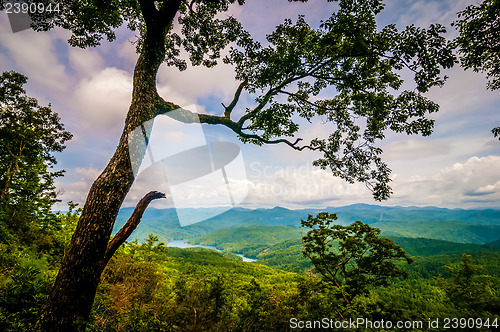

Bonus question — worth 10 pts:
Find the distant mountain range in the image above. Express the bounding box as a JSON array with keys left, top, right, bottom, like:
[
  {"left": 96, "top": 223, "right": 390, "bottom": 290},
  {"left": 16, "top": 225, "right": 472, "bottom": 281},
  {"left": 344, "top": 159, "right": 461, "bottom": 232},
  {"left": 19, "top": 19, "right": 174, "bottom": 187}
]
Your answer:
[{"left": 113, "top": 204, "right": 500, "bottom": 244}]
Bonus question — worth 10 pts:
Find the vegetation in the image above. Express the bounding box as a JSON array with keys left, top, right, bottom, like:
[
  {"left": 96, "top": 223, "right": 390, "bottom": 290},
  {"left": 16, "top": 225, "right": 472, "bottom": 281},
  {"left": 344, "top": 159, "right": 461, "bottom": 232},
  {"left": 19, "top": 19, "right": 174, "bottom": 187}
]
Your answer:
[
  {"left": 0, "top": 71, "right": 74, "bottom": 331},
  {"left": 4, "top": 224, "right": 500, "bottom": 331},
  {"left": 0, "top": 71, "right": 72, "bottom": 256},
  {"left": 0, "top": 70, "right": 77, "bottom": 327},
  {"left": 6, "top": 0, "right": 458, "bottom": 327},
  {"left": 190, "top": 225, "right": 301, "bottom": 257},
  {"left": 116, "top": 205, "right": 500, "bottom": 247},
  {"left": 453, "top": 0, "right": 500, "bottom": 138},
  {"left": 1, "top": 0, "right": 500, "bottom": 330},
  {"left": 454, "top": 0, "right": 500, "bottom": 91},
  {"left": 301, "top": 213, "right": 413, "bottom": 304}
]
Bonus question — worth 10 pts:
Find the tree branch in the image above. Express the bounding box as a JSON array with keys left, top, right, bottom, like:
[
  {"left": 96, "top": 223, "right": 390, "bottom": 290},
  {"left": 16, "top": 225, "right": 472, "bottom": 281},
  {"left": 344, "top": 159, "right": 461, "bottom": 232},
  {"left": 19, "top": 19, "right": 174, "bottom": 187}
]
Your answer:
[
  {"left": 224, "top": 80, "right": 247, "bottom": 119},
  {"left": 155, "top": 94, "right": 326, "bottom": 153},
  {"left": 103, "top": 191, "right": 166, "bottom": 266}
]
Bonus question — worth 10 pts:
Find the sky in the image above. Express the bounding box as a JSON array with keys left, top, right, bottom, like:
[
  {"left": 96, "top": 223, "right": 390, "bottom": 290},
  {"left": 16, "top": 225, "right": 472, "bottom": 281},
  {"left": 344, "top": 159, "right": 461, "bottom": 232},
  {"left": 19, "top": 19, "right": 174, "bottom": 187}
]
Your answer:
[{"left": 0, "top": 0, "right": 499, "bottom": 211}]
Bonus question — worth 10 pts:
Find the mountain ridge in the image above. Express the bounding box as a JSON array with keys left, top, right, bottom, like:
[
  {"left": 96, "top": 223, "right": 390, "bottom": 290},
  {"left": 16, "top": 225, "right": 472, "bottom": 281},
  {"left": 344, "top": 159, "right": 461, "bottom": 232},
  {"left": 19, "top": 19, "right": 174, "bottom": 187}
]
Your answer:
[{"left": 113, "top": 204, "right": 500, "bottom": 244}]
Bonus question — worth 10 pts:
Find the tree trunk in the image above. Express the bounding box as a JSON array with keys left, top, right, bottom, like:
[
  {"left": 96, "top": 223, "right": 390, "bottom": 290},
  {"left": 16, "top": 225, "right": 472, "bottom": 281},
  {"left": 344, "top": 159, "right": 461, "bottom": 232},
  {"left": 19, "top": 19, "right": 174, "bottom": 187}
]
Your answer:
[
  {"left": 35, "top": 132, "right": 136, "bottom": 331},
  {"left": 35, "top": 3, "right": 181, "bottom": 330}
]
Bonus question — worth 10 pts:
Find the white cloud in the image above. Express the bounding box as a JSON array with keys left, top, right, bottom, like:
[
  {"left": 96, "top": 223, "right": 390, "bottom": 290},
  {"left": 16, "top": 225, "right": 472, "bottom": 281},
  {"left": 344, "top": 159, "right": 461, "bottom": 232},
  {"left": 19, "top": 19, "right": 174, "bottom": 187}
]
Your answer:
[
  {"left": 244, "top": 162, "right": 371, "bottom": 208},
  {"left": 385, "top": 0, "right": 474, "bottom": 29},
  {"left": 382, "top": 139, "right": 451, "bottom": 160},
  {"left": 55, "top": 167, "right": 102, "bottom": 205},
  {"left": 472, "top": 181, "right": 500, "bottom": 195},
  {"left": 68, "top": 47, "right": 105, "bottom": 78},
  {"left": 239, "top": 155, "right": 500, "bottom": 209},
  {"left": 391, "top": 156, "right": 500, "bottom": 207},
  {"left": 426, "top": 68, "right": 498, "bottom": 121},
  {"left": 2, "top": 1, "right": 499, "bottom": 212},
  {"left": 73, "top": 67, "right": 132, "bottom": 128},
  {"left": 0, "top": 27, "right": 70, "bottom": 93},
  {"left": 157, "top": 61, "right": 239, "bottom": 111}
]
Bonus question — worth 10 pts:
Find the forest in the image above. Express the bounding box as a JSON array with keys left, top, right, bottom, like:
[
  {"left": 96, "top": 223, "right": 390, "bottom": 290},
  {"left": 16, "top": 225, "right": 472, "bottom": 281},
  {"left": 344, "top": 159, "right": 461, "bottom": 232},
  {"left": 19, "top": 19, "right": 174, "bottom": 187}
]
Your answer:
[
  {"left": 1, "top": 0, "right": 500, "bottom": 330},
  {"left": 1, "top": 201, "right": 500, "bottom": 331}
]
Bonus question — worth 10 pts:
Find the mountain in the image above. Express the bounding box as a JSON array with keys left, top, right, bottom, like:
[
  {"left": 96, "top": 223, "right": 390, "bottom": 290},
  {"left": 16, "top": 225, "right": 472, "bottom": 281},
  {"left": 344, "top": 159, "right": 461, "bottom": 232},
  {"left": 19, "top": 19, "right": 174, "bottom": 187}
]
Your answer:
[
  {"left": 485, "top": 237, "right": 500, "bottom": 249},
  {"left": 389, "top": 237, "right": 492, "bottom": 256},
  {"left": 326, "top": 204, "right": 500, "bottom": 224},
  {"left": 113, "top": 205, "right": 500, "bottom": 244}
]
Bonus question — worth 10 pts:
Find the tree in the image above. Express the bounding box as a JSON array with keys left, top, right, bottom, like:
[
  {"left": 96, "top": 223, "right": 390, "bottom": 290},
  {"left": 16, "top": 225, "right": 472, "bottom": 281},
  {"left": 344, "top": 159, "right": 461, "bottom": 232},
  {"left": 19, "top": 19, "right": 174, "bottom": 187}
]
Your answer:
[
  {"left": 437, "top": 254, "right": 500, "bottom": 315},
  {"left": 0, "top": 71, "right": 72, "bottom": 249},
  {"left": 0, "top": 71, "right": 72, "bottom": 331},
  {"left": 1, "top": 0, "right": 455, "bottom": 330},
  {"left": 301, "top": 213, "right": 413, "bottom": 304},
  {"left": 453, "top": 0, "right": 500, "bottom": 139}
]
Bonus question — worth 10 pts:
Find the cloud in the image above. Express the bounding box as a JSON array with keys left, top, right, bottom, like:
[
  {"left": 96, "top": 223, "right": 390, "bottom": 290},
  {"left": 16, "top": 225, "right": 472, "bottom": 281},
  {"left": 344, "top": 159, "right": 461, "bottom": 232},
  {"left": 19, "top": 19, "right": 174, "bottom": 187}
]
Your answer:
[
  {"left": 157, "top": 61, "right": 240, "bottom": 111},
  {"left": 73, "top": 67, "right": 132, "bottom": 128},
  {"left": 384, "top": 0, "right": 473, "bottom": 29},
  {"left": 381, "top": 139, "right": 451, "bottom": 161},
  {"left": 55, "top": 167, "right": 102, "bottom": 205},
  {"left": 244, "top": 162, "right": 372, "bottom": 208},
  {"left": 68, "top": 47, "right": 105, "bottom": 78},
  {"left": 2, "top": 1, "right": 498, "bottom": 212},
  {"left": 0, "top": 26, "right": 70, "bottom": 93},
  {"left": 468, "top": 181, "right": 500, "bottom": 196},
  {"left": 391, "top": 156, "right": 500, "bottom": 207},
  {"left": 239, "top": 155, "right": 500, "bottom": 209}
]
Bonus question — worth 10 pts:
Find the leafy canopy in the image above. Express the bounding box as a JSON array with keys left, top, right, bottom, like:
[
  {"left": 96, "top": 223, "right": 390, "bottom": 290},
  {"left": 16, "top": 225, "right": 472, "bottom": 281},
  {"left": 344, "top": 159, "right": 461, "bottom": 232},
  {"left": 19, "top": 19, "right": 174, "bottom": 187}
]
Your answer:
[
  {"left": 17, "top": 0, "right": 455, "bottom": 200},
  {"left": 0, "top": 71, "right": 72, "bottom": 248},
  {"left": 301, "top": 212, "right": 413, "bottom": 303},
  {"left": 454, "top": 0, "right": 500, "bottom": 91},
  {"left": 437, "top": 254, "right": 500, "bottom": 315},
  {"left": 453, "top": 0, "right": 500, "bottom": 140}
]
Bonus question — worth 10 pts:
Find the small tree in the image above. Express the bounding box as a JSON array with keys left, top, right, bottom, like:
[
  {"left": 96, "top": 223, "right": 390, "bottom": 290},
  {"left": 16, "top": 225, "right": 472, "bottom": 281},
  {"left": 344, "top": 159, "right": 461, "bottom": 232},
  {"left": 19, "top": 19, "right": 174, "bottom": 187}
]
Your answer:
[{"left": 301, "top": 213, "right": 413, "bottom": 304}]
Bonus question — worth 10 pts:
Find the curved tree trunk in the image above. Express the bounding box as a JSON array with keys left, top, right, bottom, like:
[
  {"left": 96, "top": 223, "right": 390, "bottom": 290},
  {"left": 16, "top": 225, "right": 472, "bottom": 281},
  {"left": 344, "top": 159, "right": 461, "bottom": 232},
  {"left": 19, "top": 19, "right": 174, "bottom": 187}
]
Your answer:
[{"left": 35, "top": 2, "right": 181, "bottom": 330}]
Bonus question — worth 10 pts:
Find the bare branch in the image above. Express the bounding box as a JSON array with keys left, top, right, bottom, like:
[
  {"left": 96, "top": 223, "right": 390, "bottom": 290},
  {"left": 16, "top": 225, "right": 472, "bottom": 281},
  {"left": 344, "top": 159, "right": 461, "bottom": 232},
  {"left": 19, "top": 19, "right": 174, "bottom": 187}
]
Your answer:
[{"left": 103, "top": 191, "right": 166, "bottom": 267}]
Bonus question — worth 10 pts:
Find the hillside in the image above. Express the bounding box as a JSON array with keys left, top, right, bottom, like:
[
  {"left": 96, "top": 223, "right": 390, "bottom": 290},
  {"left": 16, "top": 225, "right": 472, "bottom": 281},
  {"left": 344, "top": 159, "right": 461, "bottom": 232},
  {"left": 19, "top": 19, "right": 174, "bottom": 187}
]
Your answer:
[
  {"left": 181, "top": 222, "right": 500, "bottom": 276},
  {"left": 113, "top": 205, "right": 500, "bottom": 244},
  {"left": 378, "top": 220, "right": 500, "bottom": 244},
  {"left": 190, "top": 225, "right": 302, "bottom": 257},
  {"left": 255, "top": 236, "right": 500, "bottom": 274}
]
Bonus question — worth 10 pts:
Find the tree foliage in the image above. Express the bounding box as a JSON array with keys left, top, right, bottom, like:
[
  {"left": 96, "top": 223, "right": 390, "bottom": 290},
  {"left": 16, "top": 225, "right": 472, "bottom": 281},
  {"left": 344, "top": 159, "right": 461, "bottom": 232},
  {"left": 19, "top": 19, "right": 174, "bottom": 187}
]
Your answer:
[
  {"left": 454, "top": 0, "right": 500, "bottom": 91},
  {"left": 301, "top": 213, "right": 413, "bottom": 303},
  {"left": 437, "top": 254, "right": 500, "bottom": 315},
  {"left": 0, "top": 71, "right": 72, "bottom": 250},
  {"left": 22, "top": 0, "right": 455, "bottom": 200},
  {"left": 222, "top": 1, "right": 455, "bottom": 200},
  {"left": 453, "top": 0, "right": 500, "bottom": 140},
  {"left": 0, "top": 72, "right": 74, "bottom": 331}
]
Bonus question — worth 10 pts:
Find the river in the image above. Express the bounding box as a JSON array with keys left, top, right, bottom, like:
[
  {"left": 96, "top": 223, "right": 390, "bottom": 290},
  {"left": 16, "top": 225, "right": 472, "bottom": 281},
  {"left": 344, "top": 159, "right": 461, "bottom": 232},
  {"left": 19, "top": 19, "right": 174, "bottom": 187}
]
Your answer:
[{"left": 166, "top": 240, "right": 257, "bottom": 262}]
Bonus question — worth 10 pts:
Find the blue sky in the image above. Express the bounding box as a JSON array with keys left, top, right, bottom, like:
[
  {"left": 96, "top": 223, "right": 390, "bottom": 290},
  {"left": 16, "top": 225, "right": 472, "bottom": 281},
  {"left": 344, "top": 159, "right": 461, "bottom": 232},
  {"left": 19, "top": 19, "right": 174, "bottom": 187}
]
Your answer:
[{"left": 0, "top": 0, "right": 499, "bottom": 210}]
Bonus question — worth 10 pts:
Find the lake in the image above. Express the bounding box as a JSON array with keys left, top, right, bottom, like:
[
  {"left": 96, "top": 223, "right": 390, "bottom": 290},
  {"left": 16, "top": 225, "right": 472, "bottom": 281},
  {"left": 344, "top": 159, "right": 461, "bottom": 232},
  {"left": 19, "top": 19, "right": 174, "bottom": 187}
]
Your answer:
[{"left": 167, "top": 240, "right": 257, "bottom": 262}]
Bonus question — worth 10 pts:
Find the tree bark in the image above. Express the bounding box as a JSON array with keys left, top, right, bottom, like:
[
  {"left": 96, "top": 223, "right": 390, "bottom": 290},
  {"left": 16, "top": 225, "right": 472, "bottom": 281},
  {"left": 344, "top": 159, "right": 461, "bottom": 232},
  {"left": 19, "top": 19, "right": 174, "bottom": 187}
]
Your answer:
[
  {"left": 35, "top": 2, "right": 181, "bottom": 330},
  {"left": 103, "top": 190, "right": 166, "bottom": 266}
]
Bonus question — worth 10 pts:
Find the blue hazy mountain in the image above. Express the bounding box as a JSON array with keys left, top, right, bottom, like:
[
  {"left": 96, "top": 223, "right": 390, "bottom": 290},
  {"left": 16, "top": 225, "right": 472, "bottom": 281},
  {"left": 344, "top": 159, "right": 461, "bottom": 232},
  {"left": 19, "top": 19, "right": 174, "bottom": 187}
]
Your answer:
[{"left": 113, "top": 204, "right": 500, "bottom": 244}]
